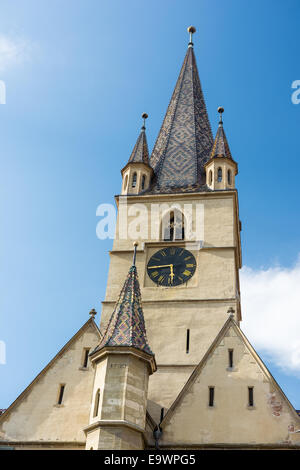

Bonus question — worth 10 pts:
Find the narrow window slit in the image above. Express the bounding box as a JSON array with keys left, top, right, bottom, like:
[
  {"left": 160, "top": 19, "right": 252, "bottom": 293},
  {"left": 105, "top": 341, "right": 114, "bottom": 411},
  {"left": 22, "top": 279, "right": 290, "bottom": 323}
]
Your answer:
[
  {"left": 83, "top": 348, "right": 90, "bottom": 368},
  {"left": 94, "top": 389, "right": 100, "bottom": 417},
  {"left": 186, "top": 329, "right": 190, "bottom": 354},
  {"left": 248, "top": 387, "right": 254, "bottom": 407},
  {"left": 57, "top": 384, "right": 65, "bottom": 405},
  {"left": 209, "top": 387, "right": 214, "bottom": 407},
  {"left": 228, "top": 349, "right": 233, "bottom": 368}
]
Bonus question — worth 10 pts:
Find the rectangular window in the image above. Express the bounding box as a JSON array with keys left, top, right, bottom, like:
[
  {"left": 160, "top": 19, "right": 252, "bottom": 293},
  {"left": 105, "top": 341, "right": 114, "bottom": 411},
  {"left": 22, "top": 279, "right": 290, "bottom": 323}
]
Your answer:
[
  {"left": 57, "top": 384, "right": 65, "bottom": 405},
  {"left": 228, "top": 349, "right": 233, "bottom": 368},
  {"left": 83, "top": 348, "right": 90, "bottom": 368},
  {"left": 186, "top": 329, "right": 190, "bottom": 354},
  {"left": 209, "top": 387, "right": 215, "bottom": 407},
  {"left": 248, "top": 387, "right": 254, "bottom": 407}
]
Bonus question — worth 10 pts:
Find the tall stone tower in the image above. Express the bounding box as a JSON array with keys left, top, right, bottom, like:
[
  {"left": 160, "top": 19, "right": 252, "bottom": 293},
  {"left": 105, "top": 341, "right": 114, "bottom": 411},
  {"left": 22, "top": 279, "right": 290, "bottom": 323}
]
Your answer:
[{"left": 100, "top": 27, "right": 242, "bottom": 422}]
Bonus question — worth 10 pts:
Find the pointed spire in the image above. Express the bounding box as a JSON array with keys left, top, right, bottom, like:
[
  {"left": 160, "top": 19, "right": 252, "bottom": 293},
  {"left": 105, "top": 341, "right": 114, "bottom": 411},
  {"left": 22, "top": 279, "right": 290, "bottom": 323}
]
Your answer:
[
  {"left": 210, "top": 107, "right": 233, "bottom": 160},
  {"left": 150, "top": 27, "right": 213, "bottom": 190},
  {"left": 95, "top": 244, "right": 153, "bottom": 356},
  {"left": 127, "top": 113, "right": 150, "bottom": 165}
]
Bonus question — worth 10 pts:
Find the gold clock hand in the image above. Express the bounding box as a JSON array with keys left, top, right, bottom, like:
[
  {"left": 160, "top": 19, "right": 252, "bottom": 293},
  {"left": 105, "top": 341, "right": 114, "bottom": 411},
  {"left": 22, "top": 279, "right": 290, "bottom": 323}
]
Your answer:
[{"left": 148, "top": 264, "right": 173, "bottom": 269}]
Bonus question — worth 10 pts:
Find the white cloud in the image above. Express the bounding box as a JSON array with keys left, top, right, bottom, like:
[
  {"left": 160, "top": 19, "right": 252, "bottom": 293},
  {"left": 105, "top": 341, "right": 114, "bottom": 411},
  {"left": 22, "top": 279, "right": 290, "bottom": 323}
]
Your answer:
[
  {"left": 0, "top": 34, "right": 33, "bottom": 72},
  {"left": 241, "top": 256, "right": 300, "bottom": 377}
]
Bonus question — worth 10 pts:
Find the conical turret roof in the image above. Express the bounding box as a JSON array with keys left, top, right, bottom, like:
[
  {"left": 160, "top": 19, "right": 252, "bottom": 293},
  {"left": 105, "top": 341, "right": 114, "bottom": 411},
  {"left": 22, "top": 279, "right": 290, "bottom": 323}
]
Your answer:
[
  {"left": 93, "top": 264, "right": 153, "bottom": 356},
  {"left": 210, "top": 115, "right": 233, "bottom": 160}
]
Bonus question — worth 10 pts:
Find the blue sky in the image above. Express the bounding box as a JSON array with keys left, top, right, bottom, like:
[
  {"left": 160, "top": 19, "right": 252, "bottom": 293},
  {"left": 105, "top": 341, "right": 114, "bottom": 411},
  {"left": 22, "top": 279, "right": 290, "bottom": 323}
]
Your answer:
[{"left": 0, "top": 0, "right": 300, "bottom": 410}]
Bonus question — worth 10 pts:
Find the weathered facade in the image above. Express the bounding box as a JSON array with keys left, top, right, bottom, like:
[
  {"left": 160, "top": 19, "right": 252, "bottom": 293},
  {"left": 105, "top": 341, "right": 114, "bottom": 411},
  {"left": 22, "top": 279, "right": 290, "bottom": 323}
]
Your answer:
[{"left": 0, "top": 27, "right": 299, "bottom": 450}]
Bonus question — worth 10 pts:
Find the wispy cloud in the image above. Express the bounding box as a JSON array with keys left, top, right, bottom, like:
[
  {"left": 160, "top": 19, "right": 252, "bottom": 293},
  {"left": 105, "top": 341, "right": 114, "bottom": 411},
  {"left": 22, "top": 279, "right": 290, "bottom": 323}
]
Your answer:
[
  {"left": 241, "top": 256, "right": 300, "bottom": 377},
  {"left": 0, "top": 34, "right": 33, "bottom": 72}
]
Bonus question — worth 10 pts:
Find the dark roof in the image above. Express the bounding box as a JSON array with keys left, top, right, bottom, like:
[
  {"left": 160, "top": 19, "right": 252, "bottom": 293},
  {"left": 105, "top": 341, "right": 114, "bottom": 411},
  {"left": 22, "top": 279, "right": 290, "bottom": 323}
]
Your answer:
[
  {"left": 92, "top": 265, "right": 153, "bottom": 356},
  {"left": 209, "top": 120, "right": 233, "bottom": 160},
  {"left": 150, "top": 44, "right": 213, "bottom": 191},
  {"left": 127, "top": 126, "right": 150, "bottom": 166},
  {"left": 296, "top": 410, "right": 300, "bottom": 417}
]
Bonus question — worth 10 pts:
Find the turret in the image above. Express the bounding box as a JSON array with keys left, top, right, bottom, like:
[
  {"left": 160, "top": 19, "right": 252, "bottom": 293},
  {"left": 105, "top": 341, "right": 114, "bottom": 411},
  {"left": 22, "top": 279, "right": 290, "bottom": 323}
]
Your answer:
[
  {"left": 121, "top": 114, "right": 153, "bottom": 195},
  {"left": 205, "top": 107, "right": 238, "bottom": 190},
  {"left": 84, "top": 244, "right": 156, "bottom": 450}
]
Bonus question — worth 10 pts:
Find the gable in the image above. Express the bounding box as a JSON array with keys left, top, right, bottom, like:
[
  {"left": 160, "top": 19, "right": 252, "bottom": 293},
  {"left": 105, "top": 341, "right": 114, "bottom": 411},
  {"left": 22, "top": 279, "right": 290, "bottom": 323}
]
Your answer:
[
  {"left": 160, "top": 319, "right": 300, "bottom": 447},
  {"left": 0, "top": 319, "right": 101, "bottom": 444}
]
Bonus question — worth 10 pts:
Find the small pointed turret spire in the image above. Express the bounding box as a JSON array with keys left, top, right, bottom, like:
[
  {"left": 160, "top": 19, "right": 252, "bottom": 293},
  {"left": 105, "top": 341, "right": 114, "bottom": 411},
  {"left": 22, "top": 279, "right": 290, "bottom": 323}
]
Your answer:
[
  {"left": 93, "top": 250, "right": 153, "bottom": 356},
  {"left": 127, "top": 113, "right": 150, "bottom": 165},
  {"left": 210, "top": 107, "right": 233, "bottom": 160}
]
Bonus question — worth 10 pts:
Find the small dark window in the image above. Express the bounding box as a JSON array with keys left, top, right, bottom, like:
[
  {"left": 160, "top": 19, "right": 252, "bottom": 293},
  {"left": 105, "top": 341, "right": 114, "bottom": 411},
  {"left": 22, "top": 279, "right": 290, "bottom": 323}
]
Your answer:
[
  {"left": 217, "top": 168, "right": 222, "bottom": 182},
  {"left": 228, "top": 349, "right": 233, "bottom": 368},
  {"left": 186, "top": 329, "right": 190, "bottom": 354},
  {"left": 209, "top": 387, "right": 215, "bottom": 407},
  {"left": 209, "top": 170, "right": 212, "bottom": 185},
  {"left": 160, "top": 407, "right": 165, "bottom": 423},
  {"left": 248, "top": 387, "right": 254, "bottom": 407},
  {"left": 132, "top": 172, "right": 137, "bottom": 188},
  {"left": 94, "top": 389, "right": 100, "bottom": 417},
  {"left": 228, "top": 169, "right": 232, "bottom": 185},
  {"left": 58, "top": 384, "right": 65, "bottom": 405},
  {"left": 83, "top": 348, "right": 90, "bottom": 368},
  {"left": 141, "top": 175, "right": 146, "bottom": 190}
]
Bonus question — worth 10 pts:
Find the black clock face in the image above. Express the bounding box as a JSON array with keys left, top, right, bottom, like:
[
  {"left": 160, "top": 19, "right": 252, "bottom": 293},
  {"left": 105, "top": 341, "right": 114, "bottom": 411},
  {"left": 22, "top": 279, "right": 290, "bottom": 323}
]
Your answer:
[{"left": 147, "top": 247, "right": 196, "bottom": 287}]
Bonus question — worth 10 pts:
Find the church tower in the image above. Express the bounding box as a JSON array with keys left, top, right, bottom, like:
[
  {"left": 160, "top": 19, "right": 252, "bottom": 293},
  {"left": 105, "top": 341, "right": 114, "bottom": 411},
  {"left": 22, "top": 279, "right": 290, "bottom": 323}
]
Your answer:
[
  {"left": 100, "top": 27, "right": 242, "bottom": 422},
  {"left": 0, "top": 26, "right": 299, "bottom": 451}
]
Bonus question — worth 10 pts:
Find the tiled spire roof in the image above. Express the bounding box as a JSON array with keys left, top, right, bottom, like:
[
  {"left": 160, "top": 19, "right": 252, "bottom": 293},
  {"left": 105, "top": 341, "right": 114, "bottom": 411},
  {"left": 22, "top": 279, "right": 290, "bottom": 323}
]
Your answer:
[
  {"left": 150, "top": 41, "right": 213, "bottom": 190},
  {"left": 94, "top": 264, "right": 153, "bottom": 356},
  {"left": 210, "top": 110, "right": 233, "bottom": 160},
  {"left": 127, "top": 115, "right": 150, "bottom": 165}
]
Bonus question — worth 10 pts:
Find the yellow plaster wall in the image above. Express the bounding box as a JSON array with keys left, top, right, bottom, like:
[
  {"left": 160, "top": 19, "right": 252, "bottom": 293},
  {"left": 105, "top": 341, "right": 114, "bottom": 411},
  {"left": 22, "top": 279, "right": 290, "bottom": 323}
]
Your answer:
[{"left": 0, "top": 323, "right": 100, "bottom": 444}]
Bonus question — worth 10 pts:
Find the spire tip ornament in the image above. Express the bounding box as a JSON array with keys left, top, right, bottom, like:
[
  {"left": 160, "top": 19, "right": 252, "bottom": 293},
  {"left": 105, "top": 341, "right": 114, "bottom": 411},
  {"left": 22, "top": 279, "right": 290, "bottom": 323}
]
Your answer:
[
  {"left": 141, "top": 112, "right": 148, "bottom": 130},
  {"left": 187, "top": 26, "right": 196, "bottom": 47},
  {"left": 89, "top": 308, "right": 97, "bottom": 319},
  {"left": 133, "top": 242, "right": 138, "bottom": 266},
  {"left": 218, "top": 106, "right": 224, "bottom": 124}
]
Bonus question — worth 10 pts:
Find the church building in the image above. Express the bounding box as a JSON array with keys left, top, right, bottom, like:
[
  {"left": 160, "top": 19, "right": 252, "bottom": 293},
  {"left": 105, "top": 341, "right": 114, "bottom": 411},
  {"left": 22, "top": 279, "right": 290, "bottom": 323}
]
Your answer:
[{"left": 0, "top": 27, "right": 299, "bottom": 450}]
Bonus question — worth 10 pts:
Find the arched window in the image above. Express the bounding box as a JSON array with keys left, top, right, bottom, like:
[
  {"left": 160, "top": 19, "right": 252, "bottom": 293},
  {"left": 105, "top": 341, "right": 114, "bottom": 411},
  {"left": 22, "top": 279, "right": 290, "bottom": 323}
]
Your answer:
[
  {"left": 209, "top": 170, "right": 212, "bottom": 185},
  {"left": 227, "top": 169, "right": 231, "bottom": 185},
  {"left": 141, "top": 175, "right": 146, "bottom": 190},
  {"left": 93, "top": 389, "right": 100, "bottom": 418},
  {"left": 217, "top": 168, "right": 222, "bottom": 182},
  {"left": 132, "top": 172, "right": 137, "bottom": 188},
  {"left": 162, "top": 210, "right": 185, "bottom": 241}
]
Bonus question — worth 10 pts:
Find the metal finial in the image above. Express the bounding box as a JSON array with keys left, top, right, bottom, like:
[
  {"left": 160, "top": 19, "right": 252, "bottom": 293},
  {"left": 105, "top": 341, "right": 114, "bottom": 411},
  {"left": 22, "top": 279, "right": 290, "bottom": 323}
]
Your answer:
[
  {"left": 187, "top": 26, "right": 196, "bottom": 47},
  {"left": 227, "top": 306, "right": 235, "bottom": 318},
  {"left": 141, "top": 112, "right": 148, "bottom": 130},
  {"left": 89, "top": 308, "right": 97, "bottom": 319},
  {"left": 218, "top": 106, "right": 224, "bottom": 124},
  {"left": 133, "top": 241, "right": 138, "bottom": 266}
]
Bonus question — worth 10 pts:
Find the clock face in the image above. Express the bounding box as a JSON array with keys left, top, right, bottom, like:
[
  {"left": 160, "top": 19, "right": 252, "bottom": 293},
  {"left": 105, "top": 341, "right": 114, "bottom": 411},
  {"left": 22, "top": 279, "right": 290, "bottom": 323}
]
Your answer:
[{"left": 147, "top": 247, "right": 196, "bottom": 287}]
